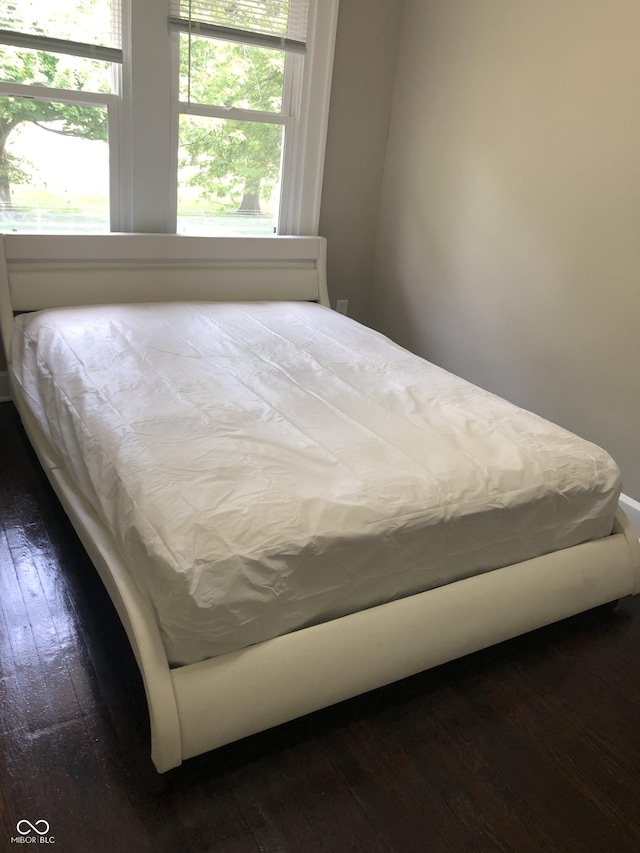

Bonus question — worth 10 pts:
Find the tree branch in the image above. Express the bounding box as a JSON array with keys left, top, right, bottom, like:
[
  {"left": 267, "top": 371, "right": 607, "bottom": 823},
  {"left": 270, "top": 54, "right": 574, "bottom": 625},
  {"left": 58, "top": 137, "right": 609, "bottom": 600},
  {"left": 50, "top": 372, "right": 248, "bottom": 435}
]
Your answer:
[{"left": 32, "top": 121, "right": 87, "bottom": 138}]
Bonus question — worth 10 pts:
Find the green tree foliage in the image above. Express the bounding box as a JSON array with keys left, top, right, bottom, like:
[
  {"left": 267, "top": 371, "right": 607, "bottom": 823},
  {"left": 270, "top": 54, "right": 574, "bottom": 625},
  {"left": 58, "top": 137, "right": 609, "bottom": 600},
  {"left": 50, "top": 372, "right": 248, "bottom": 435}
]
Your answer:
[
  {"left": 178, "top": 36, "right": 285, "bottom": 214},
  {"left": 0, "top": 48, "right": 108, "bottom": 206}
]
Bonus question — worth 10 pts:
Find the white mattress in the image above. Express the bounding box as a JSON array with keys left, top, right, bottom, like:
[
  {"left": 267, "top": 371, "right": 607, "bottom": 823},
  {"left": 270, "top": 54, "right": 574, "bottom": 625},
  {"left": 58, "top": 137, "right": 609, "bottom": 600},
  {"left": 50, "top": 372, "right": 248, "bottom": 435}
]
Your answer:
[{"left": 11, "top": 301, "right": 621, "bottom": 665}]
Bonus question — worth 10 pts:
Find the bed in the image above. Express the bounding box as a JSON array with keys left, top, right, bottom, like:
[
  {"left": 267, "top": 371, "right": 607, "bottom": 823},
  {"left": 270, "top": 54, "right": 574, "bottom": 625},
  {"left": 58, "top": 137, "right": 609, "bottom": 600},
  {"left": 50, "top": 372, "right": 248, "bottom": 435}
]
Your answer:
[{"left": 1, "top": 232, "right": 639, "bottom": 773}]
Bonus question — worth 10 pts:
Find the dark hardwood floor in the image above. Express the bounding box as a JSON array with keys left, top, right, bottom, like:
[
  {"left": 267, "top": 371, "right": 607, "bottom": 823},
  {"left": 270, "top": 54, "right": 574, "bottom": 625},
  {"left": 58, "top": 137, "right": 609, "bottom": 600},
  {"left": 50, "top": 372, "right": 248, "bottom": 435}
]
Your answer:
[{"left": 1, "top": 400, "right": 640, "bottom": 853}]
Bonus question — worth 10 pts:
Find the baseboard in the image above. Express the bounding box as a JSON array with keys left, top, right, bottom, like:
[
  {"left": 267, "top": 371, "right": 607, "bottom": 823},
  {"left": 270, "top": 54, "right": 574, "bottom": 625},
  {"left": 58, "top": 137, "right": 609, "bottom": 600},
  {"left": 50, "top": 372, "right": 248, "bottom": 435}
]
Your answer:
[
  {"left": 620, "top": 494, "right": 640, "bottom": 536},
  {"left": 0, "top": 370, "right": 10, "bottom": 403}
]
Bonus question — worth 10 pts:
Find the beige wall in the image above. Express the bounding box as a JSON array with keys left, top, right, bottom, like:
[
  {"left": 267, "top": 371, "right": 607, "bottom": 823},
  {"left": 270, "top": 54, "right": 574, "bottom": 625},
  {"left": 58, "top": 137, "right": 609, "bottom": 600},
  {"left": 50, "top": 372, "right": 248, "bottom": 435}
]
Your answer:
[
  {"left": 370, "top": 0, "right": 640, "bottom": 497},
  {"left": 319, "top": 0, "right": 404, "bottom": 324}
]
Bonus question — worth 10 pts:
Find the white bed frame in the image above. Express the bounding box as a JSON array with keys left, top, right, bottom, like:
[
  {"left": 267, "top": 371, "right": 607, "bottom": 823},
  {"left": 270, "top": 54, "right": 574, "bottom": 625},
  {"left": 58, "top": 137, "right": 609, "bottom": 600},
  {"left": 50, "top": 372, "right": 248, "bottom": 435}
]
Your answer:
[{"left": 2, "top": 232, "right": 639, "bottom": 773}]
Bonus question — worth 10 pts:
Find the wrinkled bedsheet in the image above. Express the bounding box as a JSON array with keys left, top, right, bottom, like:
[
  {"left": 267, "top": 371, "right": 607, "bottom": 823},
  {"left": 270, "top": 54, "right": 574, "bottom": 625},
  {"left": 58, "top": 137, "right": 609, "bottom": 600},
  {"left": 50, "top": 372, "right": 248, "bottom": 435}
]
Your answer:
[{"left": 12, "top": 301, "right": 621, "bottom": 664}]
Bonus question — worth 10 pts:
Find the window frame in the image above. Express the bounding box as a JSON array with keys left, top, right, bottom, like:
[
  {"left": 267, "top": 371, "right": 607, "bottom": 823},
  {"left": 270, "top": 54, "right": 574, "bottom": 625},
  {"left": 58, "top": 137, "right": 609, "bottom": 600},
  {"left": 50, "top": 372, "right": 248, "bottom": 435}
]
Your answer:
[
  {"left": 167, "top": 0, "right": 339, "bottom": 236},
  {"left": 171, "top": 33, "right": 295, "bottom": 236},
  {"left": 0, "top": 82, "right": 121, "bottom": 230}
]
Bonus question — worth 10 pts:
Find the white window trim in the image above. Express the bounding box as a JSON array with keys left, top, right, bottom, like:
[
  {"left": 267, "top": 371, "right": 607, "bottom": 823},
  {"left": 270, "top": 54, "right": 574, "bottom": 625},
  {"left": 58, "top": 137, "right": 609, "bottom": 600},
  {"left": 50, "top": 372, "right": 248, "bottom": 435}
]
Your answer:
[{"left": 279, "top": 0, "right": 339, "bottom": 236}]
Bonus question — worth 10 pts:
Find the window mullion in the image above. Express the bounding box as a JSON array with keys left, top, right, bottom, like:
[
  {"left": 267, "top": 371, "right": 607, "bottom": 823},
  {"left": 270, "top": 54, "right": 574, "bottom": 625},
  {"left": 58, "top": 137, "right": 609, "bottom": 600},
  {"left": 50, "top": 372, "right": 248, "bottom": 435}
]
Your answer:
[{"left": 127, "top": 0, "right": 174, "bottom": 232}]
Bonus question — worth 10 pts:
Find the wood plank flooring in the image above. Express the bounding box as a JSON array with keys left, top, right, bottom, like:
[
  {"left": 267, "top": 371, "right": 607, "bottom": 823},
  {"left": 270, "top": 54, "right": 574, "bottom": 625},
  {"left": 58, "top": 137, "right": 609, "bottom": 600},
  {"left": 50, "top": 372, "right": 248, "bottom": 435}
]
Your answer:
[{"left": 1, "top": 400, "right": 639, "bottom": 852}]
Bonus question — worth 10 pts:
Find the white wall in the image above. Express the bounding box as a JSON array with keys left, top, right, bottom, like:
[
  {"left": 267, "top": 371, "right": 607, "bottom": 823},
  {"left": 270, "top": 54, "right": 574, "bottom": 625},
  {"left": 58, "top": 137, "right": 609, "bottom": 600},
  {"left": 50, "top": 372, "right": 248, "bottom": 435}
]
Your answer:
[
  {"left": 319, "top": 0, "right": 404, "bottom": 324},
  {"left": 370, "top": 0, "right": 640, "bottom": 497}
]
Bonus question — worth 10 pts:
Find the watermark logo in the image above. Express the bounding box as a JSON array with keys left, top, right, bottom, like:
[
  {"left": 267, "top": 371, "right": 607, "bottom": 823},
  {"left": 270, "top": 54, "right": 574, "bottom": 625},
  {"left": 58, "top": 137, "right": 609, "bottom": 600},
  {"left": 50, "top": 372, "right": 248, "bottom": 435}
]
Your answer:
[
  {"left": 16, "top": 822, "right": 49, "bottom": 836},
  {"left": 10, "top": 820, "right": 55, "bottom": 844}
]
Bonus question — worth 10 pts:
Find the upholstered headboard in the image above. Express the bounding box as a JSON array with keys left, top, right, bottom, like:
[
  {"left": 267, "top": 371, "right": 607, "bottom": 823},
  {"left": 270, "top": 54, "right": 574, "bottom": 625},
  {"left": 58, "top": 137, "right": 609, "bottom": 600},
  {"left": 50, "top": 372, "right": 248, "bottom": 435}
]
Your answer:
[{"left": 0, "top": 233, "right": 329, "bottom": 364}]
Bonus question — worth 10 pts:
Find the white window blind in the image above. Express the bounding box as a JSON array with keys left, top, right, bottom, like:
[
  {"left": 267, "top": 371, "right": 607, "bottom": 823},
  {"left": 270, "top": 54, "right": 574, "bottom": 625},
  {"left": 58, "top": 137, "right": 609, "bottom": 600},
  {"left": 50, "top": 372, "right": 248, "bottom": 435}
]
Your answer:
[
  {"left": 169, "top": 0, "right": 309, "bottom": 54},
  {"left": 0, "top": 0, "right": 122, "bottom": 62}
]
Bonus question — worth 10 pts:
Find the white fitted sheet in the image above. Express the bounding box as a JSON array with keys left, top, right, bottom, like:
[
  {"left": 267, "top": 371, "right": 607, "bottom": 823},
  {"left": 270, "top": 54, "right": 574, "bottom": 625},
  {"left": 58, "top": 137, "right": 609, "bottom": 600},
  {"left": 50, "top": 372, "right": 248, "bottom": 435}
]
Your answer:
[{"left": 11, "top": 302, "right": 621, "bottom": 665}]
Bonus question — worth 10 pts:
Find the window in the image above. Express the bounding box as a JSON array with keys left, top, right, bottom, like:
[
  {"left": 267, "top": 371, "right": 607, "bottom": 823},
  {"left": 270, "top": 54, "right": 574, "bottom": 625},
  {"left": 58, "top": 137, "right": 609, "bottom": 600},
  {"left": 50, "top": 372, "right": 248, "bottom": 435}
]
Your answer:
[
  {"left": 0, "top": 0, "right": 121, "bottom": 232},
  {"left": 0, "top": 0, "right": 339, "bottom": 235}
]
